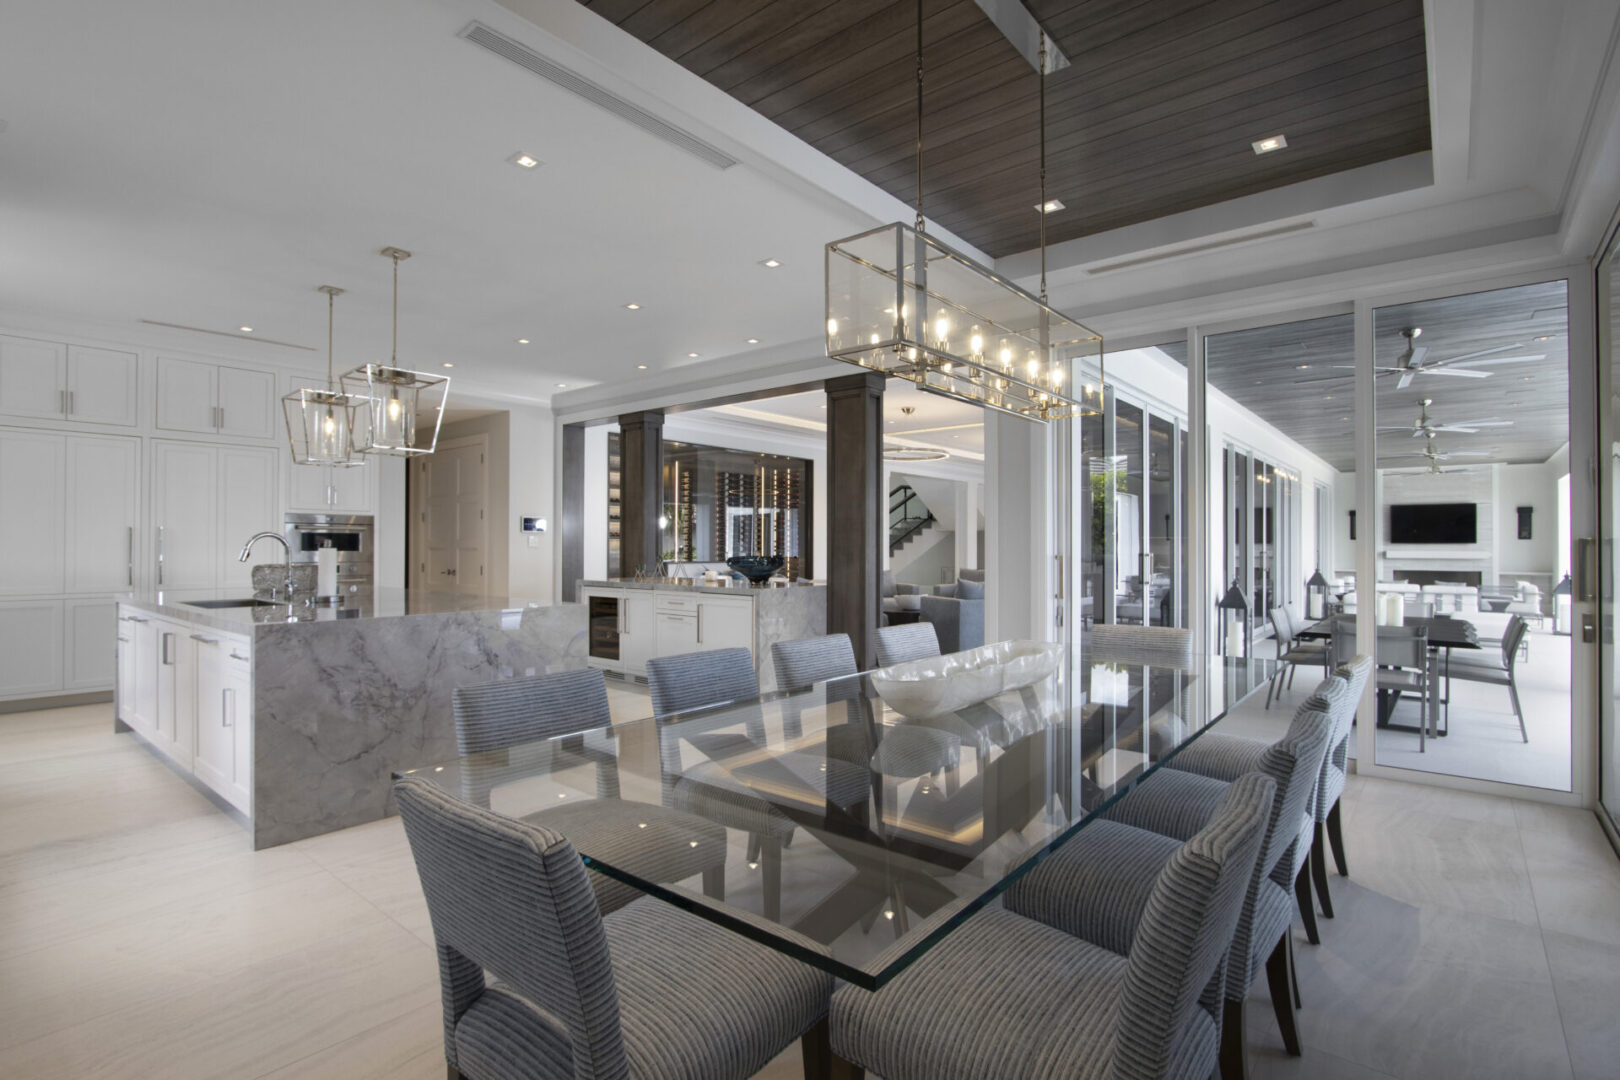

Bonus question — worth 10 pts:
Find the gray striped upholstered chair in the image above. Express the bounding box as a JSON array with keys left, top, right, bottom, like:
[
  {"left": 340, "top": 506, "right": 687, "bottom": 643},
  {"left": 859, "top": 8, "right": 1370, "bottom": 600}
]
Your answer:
[
  {"left": 1086, "top": 623, "right": 1195, "bottom": 668},
  {"left": 450, "top": 669, "right": 728, "bottom": 915},
  {"left": 395, "top": 776, "right": 834, "bottom": 1080},
  {"left": 873, "top": 622, "right": 941, "bottom": 667},
  {"left": 1299, "top": 656, "right": 1372, "bottom": 923},
  {"left": 646, "top": 648, "right": 796, "bottom": 921},
  {"left": 1041, "top": 679, "right": 1339, "bottom": 1075},
  {"left": 828, "top": 773, "right": 1276, "bottom": 1080}
]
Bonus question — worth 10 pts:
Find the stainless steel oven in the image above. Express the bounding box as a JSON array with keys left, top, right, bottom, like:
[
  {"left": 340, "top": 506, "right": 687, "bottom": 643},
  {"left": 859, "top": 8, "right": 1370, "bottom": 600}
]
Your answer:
[{"left": 284, "top": 513, "right": 374, "bottom": 591}]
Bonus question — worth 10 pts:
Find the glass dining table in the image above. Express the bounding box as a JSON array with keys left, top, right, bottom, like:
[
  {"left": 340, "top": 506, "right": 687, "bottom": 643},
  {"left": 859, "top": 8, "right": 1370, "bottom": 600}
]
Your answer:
[{"left": 399, "top": 649, "right": 1275, "bottom": 989}]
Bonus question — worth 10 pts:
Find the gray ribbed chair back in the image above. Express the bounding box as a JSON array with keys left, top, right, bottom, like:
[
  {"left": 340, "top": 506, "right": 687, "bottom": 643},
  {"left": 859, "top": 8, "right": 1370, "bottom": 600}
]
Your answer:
[
  {"left": 771, "top": 633, "right": 858, "bottom": 690},
  {"left": 1088, "top": 623, "right": 1195, "bottom": 668},
  {"left": 1262, "top": 682, "right": 1344, "bottom": 879},
  {"left": 646, "top": 647, "right": 759, "bottom": 719},
  {"left": 874, "top": 622, "right": 941, "bottom": 667},
  {"left": 1116, "top": 772, "right": 1275, "bottom": 1078},
  {"left": 1313, "top": 655, "right": 1370, "bottom": 823},
  {"left": 395, "top": 776, "right": 629, "bottom": 1080},
  {"left": 453, "top": 668, "right": 612, "bottom": 753}
]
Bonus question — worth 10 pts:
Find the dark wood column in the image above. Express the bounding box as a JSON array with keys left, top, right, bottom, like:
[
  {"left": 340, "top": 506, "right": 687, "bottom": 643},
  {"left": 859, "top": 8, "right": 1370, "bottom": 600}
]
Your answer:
[
  {"left": 559, "top": 423, "right": 584, "bottom": 601},
  {"left": 826, "top": 372, "right": 885, "bottom": 668},
  {"left": 618, "top": 411, "right": 664, "bottom": 578}
]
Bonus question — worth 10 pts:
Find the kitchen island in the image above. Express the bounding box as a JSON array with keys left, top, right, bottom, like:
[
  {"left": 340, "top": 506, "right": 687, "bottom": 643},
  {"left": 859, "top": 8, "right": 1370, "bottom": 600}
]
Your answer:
[
  {"left": 577, "top": 578, "right": 825, "bottom": 693},
  {"left": 115, "top": 589, "right": 587, "bottom": 848}
]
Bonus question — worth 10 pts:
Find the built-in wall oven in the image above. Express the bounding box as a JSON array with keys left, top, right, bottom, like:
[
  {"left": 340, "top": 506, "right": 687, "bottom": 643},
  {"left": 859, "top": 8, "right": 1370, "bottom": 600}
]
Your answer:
[{"left": 284, "top": 513, "right": 374, "bottom": 592}]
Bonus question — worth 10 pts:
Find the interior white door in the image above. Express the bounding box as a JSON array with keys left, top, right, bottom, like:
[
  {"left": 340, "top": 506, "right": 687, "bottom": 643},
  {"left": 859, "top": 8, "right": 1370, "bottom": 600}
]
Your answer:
[
  {"left": 218, "top": 447, "right": 278, "bottom": 591},
  {"left": 66, "top": 346, "right": 138, "bottom": 426},
  {"left": 65, "top": 434, "right": 139, "bottom": 593},
  {"left": 64, "top": 597, "right": 117, "bottom": 690},
  {"left": 0, "top": 600, "right": 63, "bottom": 696},
  {"left": 155, "top": 357, "right": 218, "bottom": 433},
  {"left": 152, "top": 441, "right": 218, "bottom": 589},
  {"left": 421, "top": 441, "right": 487, "bottom": 595},
  {"left": 0, "top": 430, "right": 66, "bottom": 595},
  {"left": 0, "top": 335, "right": 67, "bottom": 420},
  {"left": 216, "top": 366, "right": 276, "bottom": 439}
]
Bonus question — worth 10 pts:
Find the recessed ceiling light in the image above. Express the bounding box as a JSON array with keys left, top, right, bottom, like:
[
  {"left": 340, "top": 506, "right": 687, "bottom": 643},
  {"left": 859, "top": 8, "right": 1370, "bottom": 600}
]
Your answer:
[
  {"left": 516, "top": 338, "right": 530, "bottom": 344},
  {"left": 687, "top": 352, "right": 699, "bottom": 358},
  {"left": 746, "top": 338, "right": 759, "bottom": 344},
  {"left": 1339, "top": 416, "right": 1349, "bottom": 421},
  {"left": 760, "top": 259, "right": 781, "bottom": 268},
  {"left": 507, "top": 151, "right": 541, "bottom": 168},
  {"left": 1323, "top": 395, "right": 1333, "bottom": 400},
  {"left": 1535, "top": 335, "right": 1553, "bottom": 341},
  {"left": 1252, "top": 134, "right": 1288, "bottom": 155},
  {"left": 624, "top": 303, "right": 641, "bottom": 310},
  {"left": 556, "top": 382, "right": 567, "bottom": 388},
  {"left": 1523, "top": 375, "right": 1534, "bottom": 381},
  {"left": 636, "top": 364, "right": 648, "bottom": 370},
  {"left": 1297, "top": 364, "right": 1310, "bottom": 370},
  {"left": 443, "top": 362, "right": 454, "bottom": 368},
  {"left": 1034, "top": 199, "right": 1065, "bottom": 214},
  {"left": 239, "top": 326, "right": 253, "bottom": 333}
]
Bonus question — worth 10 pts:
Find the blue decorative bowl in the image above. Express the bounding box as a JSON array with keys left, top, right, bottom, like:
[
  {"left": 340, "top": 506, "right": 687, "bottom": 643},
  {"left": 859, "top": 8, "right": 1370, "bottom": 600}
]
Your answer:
[{"left": 726, "top": 555, "right": 785, "bottom": 584}]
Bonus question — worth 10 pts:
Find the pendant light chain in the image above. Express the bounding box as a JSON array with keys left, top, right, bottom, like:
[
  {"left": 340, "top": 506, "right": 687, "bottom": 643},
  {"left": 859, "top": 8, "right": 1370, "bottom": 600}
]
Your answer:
[
  {"left": 1038, "top": 36, "right": 1048, "bottom": 304},
  {"left": 326, "top": 288, "right": 336, "bottom": 391},
  {"left": 915, "top": 0, "right": 925, "bottom": 233},
  {"left": 390, "top": 252, "right": 400, "bottom": 367}
]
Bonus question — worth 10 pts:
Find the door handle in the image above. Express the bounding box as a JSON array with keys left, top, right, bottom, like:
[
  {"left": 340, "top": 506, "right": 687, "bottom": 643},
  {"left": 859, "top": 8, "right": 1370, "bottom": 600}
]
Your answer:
[
  {"left": 1576, "top": 537, "right": 1596, "bottom": 602},
  {"left": 127, "top": 525, "right": 134, "bottom": 586},
  {"left": 156, "top": 526, "right": 164, "bottom": 586}
]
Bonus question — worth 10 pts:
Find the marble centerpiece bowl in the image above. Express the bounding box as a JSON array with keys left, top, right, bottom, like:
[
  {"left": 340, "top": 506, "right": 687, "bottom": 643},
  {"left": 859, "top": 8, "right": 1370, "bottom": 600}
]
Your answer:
[{"left": 871, "top": 639, "right": 1063, "bottom": 720}]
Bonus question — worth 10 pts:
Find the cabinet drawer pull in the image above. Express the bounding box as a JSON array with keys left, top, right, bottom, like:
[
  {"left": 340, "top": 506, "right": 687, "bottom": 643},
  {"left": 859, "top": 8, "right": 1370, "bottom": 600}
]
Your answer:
[
  {"left": 117, "top": 636, "right": 130, "bottom": 644},
  {"left": 222, "top": 687, "right": 233, "bottom": 727},
  {"left": 190, "top": 634, "right": 219, "bottom": 645},
  {"left": 228, "top": 651, "right": 250, "bottom": 661},
  {"left": 126, "top": 615, "right": 149, "bottom": 624}
]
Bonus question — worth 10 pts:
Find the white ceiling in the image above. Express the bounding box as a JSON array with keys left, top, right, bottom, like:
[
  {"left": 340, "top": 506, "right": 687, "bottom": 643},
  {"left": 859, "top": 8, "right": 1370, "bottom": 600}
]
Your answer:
[{"left": 711, "top": 379, "right": 986, "bottom": 458}]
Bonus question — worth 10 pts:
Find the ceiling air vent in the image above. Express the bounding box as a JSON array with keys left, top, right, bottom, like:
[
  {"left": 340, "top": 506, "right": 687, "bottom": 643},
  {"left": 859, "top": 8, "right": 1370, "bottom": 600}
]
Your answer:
[
  {"left": 459, "top": 21, "right": 739, "bottom": 171},
  {"left": 1085, "top": 220, "right": 1315, "bottom": 275}
]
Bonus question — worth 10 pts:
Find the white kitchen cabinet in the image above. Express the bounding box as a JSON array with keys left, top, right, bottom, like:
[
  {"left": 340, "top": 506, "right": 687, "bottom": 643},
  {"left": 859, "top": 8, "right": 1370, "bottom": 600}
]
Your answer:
[
  {"left": 116, "top": 616, "right": 135, "bottom": 723},
  {"left": 619, "top": 589, "right": 656, "bottom": 676},
  {"left": 65, "top": 346, "right": 138, "bottom": 426},
  {"left": 152, "top": 621, "right": 195, "bottom": 767},
  {"left": 654, "top": 610, "right": 700, "bottom": 657},
  {"left": 128, "top": 611, "right": 158, "bottom": 735},
  {"left": 157, "top": 357, "right": 275, "bottom": 439},
  {"left": 194, "top": 636, "right": 252, "bottom": 813},
  {"left": 0, "top": 600, "right": 64, "bottom": 697},
  {"left": 64, "top": 598, "right": 117, "bottom": 691},
  {"left": 289, "top": 460, "right": 373, "bottom": 513},
  {"left": 696, "top": 595, "right": 754, "bottom": 656},
  {"left": 152, "top": 440, "right": 218, "bottom": 589},
  {"left": 65, "top": 434, "right": 139, "bottom": 593},
  {"left": 218, "top": 447, "right": 277, "bottom": 591},
  {"left": 0, "top": 336, "right": 68, "bottom": 420},
  {"left": 0, "top": 430, "right": 65, "bottom": 595}
]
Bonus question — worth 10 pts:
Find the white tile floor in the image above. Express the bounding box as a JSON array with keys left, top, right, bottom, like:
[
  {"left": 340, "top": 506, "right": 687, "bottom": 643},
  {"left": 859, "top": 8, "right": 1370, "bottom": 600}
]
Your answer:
[{"left": 1, "top": 697, "right": 1616, "bottom": 1079}]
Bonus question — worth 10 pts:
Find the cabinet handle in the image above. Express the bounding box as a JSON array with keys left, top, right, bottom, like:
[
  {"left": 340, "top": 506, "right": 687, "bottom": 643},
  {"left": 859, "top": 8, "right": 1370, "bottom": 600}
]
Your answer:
[
  {"left": 127, "top": 526, "right": 134, "bottom": 586},
  {"left": 126, "top": 615, "right": 148, "bottom": 624},
  {"left": 223, "top": 687, "right": 232, "bottom": 727},
  {"left": 68, "top": 390, "right": 75, "bottom": 415},
  {"left": 156, "top": 527, "right": 164, "bottom": 586},
  {"left": 228, "top": 651, "right": 250, "bottom": 661},
  {"left": 59, "top": 389, "right": 66, "bottom": 414},
  {"left": 117, "top": 636, "right": 130, "bottom": 644},
  {"left": 190, "top": 634, "right": 219, "bottom": 645},
  {"left": 161, "top": 632, "right": 174, "bottom": 665},
  {"left": 697, "top": 603, "right": 703, "bottom": 644}
]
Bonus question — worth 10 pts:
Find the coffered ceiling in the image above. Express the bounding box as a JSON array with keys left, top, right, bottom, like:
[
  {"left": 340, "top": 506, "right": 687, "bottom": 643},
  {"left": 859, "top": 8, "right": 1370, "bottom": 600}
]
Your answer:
[{"left": 580, "top": 0, "right": 1432, "bottom": 258}]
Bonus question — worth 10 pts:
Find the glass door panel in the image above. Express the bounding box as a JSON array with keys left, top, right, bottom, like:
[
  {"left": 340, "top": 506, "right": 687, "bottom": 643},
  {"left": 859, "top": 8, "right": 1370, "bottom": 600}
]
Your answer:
[
  {"left": 1600, "top": 227, "right": 1620, "bottom": 825},
  {"left": 1114, "top": 400, "right": 1146, "bottom": 624},
  {"left": 1148, "top": 413, "right": 1178, "bottom": 626}
]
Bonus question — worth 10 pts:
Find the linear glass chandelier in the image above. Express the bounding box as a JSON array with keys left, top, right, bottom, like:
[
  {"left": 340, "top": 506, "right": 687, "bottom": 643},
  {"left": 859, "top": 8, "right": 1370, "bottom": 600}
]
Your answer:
[
  {"left": 282, "top": 285, "right": 370, "bottom": 466},
  {"left": 341, "top": 247, "right": 450, "bottom": 456},
  {"left": 825, "top": 2, "right": 1102, "bottom": 422}
]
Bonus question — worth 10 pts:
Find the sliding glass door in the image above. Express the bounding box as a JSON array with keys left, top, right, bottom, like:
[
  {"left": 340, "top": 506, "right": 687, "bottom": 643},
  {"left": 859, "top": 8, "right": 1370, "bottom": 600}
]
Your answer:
[{"left": 1599, "top": 228, "right": 1620, "bottom": 828}]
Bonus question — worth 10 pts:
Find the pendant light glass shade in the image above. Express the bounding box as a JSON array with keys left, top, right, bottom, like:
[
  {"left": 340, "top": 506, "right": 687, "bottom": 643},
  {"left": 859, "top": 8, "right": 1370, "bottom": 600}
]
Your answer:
[
  {"left": 283, "top": 285, "right": 369, "bottom": 466},
  {"left": 341, "top": 246, "right": 450, "bottom": 457}
]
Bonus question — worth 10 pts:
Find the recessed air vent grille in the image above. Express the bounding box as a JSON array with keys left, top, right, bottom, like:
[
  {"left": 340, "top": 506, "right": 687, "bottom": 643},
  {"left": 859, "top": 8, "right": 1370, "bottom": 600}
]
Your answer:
[
  {"left": 459, "top": 21, "right": 739, "bottom": 171},
  {"left": 1085, "top": 220, "right": 1315, "bottom": 274}
]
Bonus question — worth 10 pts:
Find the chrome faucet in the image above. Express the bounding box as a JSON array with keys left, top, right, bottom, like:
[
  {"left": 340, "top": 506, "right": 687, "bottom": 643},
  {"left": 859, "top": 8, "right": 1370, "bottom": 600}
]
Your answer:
[{"left": 238, "top": 532, "right": 296, "bottom": 600}]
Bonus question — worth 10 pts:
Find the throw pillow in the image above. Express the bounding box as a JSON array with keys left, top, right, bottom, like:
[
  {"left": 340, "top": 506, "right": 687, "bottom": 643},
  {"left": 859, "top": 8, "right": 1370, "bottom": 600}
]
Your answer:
[{"left": 957, "top": 578, "right": 985, "bottom": 599}]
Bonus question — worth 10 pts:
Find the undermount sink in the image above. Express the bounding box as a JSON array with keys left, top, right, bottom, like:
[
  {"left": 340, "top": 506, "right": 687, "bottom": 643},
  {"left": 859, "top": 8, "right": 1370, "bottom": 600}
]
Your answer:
[{"left": 183, "top": 598, "right": 285, "bottom": 609}]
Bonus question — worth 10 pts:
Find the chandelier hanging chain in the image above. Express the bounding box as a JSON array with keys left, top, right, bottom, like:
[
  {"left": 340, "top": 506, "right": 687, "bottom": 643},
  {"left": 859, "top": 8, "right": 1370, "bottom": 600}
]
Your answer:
[
  {"left": 390, "top": 250, "right": 400, "bottom": 367},
  {"left": 915, "top": 0, "right": 924, "bottom": 233},
  {"left": 326, "top": 287, "right": 336, "bottom": 390},
  {"left": 1038, "top": 37, "right": 1048, "bottom": 303}
]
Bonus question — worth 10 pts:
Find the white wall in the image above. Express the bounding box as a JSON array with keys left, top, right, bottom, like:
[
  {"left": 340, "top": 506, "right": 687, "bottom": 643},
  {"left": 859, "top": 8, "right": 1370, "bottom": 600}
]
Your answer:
[
  {"left": 438, "top": 405, "right": 558, "bottom": 604},
  {"left": 582, "top": 424, "right": 608, "bottom": 581}
]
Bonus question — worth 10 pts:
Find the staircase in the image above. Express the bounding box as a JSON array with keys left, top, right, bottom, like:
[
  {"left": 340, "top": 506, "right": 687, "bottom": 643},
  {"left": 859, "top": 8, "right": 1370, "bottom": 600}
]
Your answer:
[{"left": 890, "top": 484, "right": 935, "bottom": 555}]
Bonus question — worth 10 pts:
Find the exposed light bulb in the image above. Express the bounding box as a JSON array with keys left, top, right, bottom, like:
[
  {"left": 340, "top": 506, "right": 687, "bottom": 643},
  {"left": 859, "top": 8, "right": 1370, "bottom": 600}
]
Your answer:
[
  {"left": 969, "top": 331, "right": 983, "bottom": 354},
  {"left": 870, "top": 333, "right": 880, "bottom": 345},
  {"left": 387, "top": 394, "right": 401, "bottom": 423},
  {"left": 827, "top": 318, "right": 838, "bottom": 336},
  {"left": 1027, "top": 358, "right": 1040, "bottom": 378},
  {"left": 999, "top": 346, "right": 1012, "bottom": 369},
  {"left": 934, "top": 315, "right": 949, "bottom": 342},
  {"left": 1051, "top": 367, "right": 1063, "bottom": 386}
]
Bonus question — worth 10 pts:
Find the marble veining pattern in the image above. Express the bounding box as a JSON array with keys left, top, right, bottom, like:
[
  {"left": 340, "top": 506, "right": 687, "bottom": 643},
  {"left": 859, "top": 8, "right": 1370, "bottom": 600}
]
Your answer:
[{"left": 751, "top": 586, "right": 827, "bottom": 693}]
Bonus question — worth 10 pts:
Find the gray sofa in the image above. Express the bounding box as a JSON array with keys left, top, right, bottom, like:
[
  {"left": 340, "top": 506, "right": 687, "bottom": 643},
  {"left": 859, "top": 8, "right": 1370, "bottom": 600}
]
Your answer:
[{"left": 919, "top": 569, "right": 985, "bottom": 652}]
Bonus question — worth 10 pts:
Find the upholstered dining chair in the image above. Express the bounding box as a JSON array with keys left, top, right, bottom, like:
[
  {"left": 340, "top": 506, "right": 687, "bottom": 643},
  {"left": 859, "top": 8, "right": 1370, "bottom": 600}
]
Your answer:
[
  {"left": 1444, "top": 615, "right": 1530, "bottom": 743},
  {"left": 1086, "top": 623, "right": 1195, "bottom": 668},
  {"left": 873, "top": 622, "right": 941, "bottom": 667},
  {"left": 827, "top": 773, "right": 1275, "bottom": 1080},
  {"left": 1053, "top": 679, "right": 1340, "bottom": 1075},
  {"left": 646, "top": 647, "right": 796, "bottom": 922},
  {"left": 1298, "top": 656, "right": 1372, "bottom": 923},
  {"left": 395, "top": 776, "right": 834, "bottom": 1080},
  {"left": 1265, "top": 607, "right": 1328, "bottom": 709},
  {"left": 451, "top": 668, "right": 728, "bottom": 914}
]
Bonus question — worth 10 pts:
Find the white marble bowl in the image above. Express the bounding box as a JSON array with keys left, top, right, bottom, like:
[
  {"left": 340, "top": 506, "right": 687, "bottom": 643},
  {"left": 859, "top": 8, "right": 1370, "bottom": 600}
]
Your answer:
[{"left": 871, "top": 639, "right": 1063, "bottom": 719}]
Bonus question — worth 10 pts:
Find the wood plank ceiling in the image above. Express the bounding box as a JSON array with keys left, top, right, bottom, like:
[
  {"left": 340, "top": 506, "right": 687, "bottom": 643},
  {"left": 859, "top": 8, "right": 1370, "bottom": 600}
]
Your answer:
[{"left": 579, "top": 0, "right": 1432, "bottom": 258}]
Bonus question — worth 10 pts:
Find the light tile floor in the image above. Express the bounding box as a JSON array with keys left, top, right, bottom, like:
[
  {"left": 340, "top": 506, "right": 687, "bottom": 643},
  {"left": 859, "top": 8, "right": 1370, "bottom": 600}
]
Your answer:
[{"left": 1, "top": 698, "right": 1616, "bottom": 1079}]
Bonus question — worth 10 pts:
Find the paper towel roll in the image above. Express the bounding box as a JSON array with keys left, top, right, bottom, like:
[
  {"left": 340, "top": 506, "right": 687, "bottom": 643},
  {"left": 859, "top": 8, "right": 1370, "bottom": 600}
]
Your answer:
[{"left": 316, "top": 546, "right": 338, "bottom": 597}]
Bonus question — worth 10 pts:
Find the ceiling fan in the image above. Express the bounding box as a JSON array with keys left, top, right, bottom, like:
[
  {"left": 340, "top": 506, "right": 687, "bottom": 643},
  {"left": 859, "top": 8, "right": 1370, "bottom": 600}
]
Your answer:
[
  {"left": 1377, "top": 328, "right": 1544, "bottom": 389},
  {"left": 1375, "top": 398, "right": 1513, "bottom": 438},
  {"left": 1387, "top": 437, "right": 1490, "bottom": 473}
]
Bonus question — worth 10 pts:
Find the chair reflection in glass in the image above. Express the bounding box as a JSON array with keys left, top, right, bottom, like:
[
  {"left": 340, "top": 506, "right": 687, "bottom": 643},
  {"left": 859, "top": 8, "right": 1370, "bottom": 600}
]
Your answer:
[{"left": 1329, "top": 616, "right": 1432, "bottom": 749}]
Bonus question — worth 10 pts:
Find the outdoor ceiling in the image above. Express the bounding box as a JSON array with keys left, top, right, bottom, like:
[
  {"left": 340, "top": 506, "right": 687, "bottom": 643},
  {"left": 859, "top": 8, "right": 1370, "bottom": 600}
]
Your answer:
[
  {"left": 1205, "top": 280, "right": 1570, "bottom": 471},
  {"left": 579, "top": 0, "right": 1432, "bottom": 258}
]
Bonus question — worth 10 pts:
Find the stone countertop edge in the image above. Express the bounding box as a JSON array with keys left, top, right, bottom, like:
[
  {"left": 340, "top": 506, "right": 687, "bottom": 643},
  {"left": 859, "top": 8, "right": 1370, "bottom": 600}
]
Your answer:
[
  {"left": 577, "top": 578, "right": 827, "bottom": 594},
  {"left": 117, "top": 590, "right": 565, "bottom": 636}
]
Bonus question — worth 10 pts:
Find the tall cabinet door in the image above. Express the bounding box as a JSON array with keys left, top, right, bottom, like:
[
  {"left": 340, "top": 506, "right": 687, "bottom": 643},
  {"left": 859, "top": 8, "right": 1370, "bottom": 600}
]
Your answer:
[
  {"left": 216, "top": 367, "right": 276, "bottom": 439},
  {"left": 0, "top": 601, "right": 63, "bottom": 696},
  {"left": 155, "top": 357, "right": 218, "bottom": 434},
  {"left": 66, "top": 346, "right": 138, "bottom": 426},
  {"left": 65, "top": 434, "right": 139, "bottom": 593},
  {"left": 218, "top": 447, "right": 277, "bottom": 591},
  {"left": 0, "top": 430, "right": 66, "bottom": 596},
  {"left": 64, "top": 598, "right": 117, "bottom": 690},
  {"left": 152, "top": 441, "right": 218, "bottom": 590},
  {"left": 0, "top": 336, "right": 67, "bottom": 420}
]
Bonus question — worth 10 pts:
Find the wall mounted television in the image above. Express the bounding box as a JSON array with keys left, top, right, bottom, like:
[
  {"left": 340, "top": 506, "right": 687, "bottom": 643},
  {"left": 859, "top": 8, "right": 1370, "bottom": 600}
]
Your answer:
[{"left": 1389, "top": 502, "right": 1477, "bottom": 544}]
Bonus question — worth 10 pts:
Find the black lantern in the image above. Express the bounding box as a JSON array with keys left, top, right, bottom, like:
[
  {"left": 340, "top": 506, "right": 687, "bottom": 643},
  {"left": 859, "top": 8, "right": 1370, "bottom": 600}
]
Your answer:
[
  {"left": 1306, "top": 569, "right": 1330, "bottom": 621},
  {"left": 1217, "top": 578, "right": 1251, "bottom": 657},
  {"left": 1552, "top": 574, "right": 1572, "bottom": 636}
]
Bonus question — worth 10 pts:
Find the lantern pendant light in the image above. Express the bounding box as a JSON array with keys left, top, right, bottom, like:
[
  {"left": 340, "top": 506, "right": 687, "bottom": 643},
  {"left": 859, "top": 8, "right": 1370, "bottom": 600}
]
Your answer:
[
  {"left": 341, "top": 246, "right": 450, "bottom": 456},
  {"left": 282, "top": 285, "right": 369, "bottom": 467}
]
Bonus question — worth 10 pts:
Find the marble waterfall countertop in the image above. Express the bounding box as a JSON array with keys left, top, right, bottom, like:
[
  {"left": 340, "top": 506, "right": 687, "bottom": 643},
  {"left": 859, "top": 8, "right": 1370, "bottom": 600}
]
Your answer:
[
  {"left": 577, "top": 577, "right": 826, "bottom": 592},
  {"left": 120, "top": 588, "right": 546, "bottom": 633}
]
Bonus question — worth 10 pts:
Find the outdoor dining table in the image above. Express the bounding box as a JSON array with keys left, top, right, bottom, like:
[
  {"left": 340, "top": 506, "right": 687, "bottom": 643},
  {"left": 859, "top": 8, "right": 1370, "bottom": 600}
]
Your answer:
[
  {"left": 399, "top": 648, "right": 1275, "bottom": 989},
  {"left": 1296, "top": 615, "right": 1480, "bottom": 736}
]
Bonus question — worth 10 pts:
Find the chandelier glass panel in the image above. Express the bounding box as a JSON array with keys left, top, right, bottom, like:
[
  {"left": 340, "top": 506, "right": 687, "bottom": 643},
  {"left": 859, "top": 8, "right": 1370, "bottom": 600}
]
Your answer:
[
  {"left": 338, "top": 246, "right": 450, "bottom": 457},
  {"left": 283, "top": 285, "right": 370, "bottom": 467},
  {"left": 826, "top": 222, "right": 1103, "bottom": 420}
]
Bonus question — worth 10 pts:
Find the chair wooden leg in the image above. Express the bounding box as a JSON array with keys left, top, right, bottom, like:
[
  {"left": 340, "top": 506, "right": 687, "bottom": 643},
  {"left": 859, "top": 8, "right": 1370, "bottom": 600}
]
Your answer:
[
  {"left": 1219, "top": 998, "right": 1250, "bottom": 1080},
  {"left": 1265, "top": 935, "right": 1302, "bottom": 1056},
  {"left": 1289, "top": 932, "right": 1302, "bottom": 1009},
  {"left": 447, "top": 1067, "right": 463, "bottom": 1080},
  {"left": 828, "top": 1049, "right": 865, "bottom": 1080},
  {"left": 1294, "top": 864, "right": 1320, "bottom": 945},
  {"left": 702, "top": 864, "right": 725, "bottom": 902},
  {"left": 1310, "top": 825, "right": 1334, "bottom": 918},
  {"left": 1326, "top": 799, "right": 1348, "bottom": 877},
  {"left": 801, "top": 1017, "right": 832, "bottom": 1080},
  {"left": 763, "top": 837, "right": 783, "bottom": 923}
]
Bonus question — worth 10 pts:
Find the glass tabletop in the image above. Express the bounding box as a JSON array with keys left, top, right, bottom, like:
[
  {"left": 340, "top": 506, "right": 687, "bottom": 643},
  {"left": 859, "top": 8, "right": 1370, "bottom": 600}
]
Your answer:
[{"left": 400, "top": 649, "right": 1275, "bottom": 989}]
